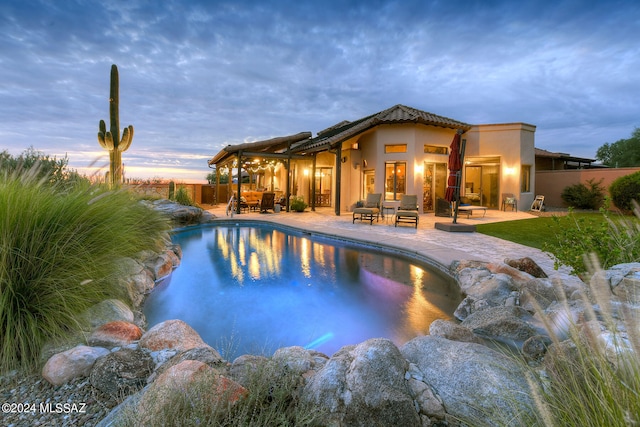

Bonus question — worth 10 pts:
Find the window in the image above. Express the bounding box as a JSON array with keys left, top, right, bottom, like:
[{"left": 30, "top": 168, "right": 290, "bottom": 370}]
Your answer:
[
  {"left": 520, "top": 165, "right": 531, "bottom": 192},
  {"left": 385, "top": 162, "right": 406, "bottom": 201},
  {"left": 384, "top": 144, "right": 407, "bottom": 153},
  {"left": 424, "top": 145, "right": 448, "bottom": 155}
]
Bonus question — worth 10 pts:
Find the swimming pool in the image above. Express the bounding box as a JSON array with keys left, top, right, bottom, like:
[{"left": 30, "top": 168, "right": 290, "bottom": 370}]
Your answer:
[{"left": 143, "top": 223, "right": 462, "bottom": 359}]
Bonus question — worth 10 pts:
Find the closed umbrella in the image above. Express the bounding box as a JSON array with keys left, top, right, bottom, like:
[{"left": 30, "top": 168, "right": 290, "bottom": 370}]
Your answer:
[{"left": 444, "top": 132, "right": 461, "bottom": 203}]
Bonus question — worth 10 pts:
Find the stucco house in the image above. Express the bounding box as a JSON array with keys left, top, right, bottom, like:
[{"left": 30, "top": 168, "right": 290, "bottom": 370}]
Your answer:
[{"left": 208, "top": 104, "right": 537, "bottom": 215}]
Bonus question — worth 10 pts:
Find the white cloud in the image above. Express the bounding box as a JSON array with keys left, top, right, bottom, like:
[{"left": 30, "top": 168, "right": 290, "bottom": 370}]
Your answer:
[{"left": 1, "top": 0, "right": 639, "bottom": 179}]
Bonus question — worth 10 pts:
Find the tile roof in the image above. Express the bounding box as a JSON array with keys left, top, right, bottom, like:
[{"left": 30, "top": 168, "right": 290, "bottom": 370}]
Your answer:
[{"left": 292, "top": 104, "right": 472, "bottom": 153}]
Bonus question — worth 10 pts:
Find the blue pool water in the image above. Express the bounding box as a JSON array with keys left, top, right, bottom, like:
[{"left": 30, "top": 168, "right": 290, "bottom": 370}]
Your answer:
[{"left": 143, "top": 224, "right": 462, "bottom": 359}]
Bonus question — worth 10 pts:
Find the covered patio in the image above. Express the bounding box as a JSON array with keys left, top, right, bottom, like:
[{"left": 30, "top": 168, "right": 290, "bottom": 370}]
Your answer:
[{"left": 208, "top": 132, "right": 314, "bottom": 214}]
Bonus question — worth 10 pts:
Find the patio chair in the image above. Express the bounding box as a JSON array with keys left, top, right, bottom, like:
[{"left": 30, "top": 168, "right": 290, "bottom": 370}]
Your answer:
[
  {"left": 501, "top": 193, "right": 517, "bottom": 211},
  {"left": 259, "top": 192, "right": 276, "bottom": 213},
  {"left": 395, "top": 194, "right": 419, "bottom": 228},
  {"left": 353, "top": 193, "right": 382, "bottom": 224}
]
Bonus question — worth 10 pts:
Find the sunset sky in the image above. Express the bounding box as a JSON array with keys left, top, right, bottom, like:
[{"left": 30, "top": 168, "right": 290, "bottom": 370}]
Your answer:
[{"left": 1, "top": 0, "right": 638, "bottom": 182}]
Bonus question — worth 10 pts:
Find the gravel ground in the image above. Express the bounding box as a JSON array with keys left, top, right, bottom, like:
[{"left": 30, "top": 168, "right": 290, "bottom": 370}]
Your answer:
[{"left": 0, "top": 369, "right": 126, "bottom": 427}]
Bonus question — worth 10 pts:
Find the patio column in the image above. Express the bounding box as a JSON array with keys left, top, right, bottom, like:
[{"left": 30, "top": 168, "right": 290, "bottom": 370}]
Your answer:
[
  {"left": 215, "top": 167, "right": 220, "bottom": 205},
  {"left": 311, "top": 154, "right": 317, "bottom": 211},
  {"left": 236, "top": 151, "right": 242, "bottom": 214},
  {"left": 285, "top": 141, "right": 292, "bottom": 212},
  {"left": 335, "top": 144, "right": 342, "bottom": 216}
]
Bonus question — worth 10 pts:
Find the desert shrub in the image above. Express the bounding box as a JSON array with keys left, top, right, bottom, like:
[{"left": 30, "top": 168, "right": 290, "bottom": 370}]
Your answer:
[
  {"left": 560, "top": 178, "right": 605, "bottom": 210},
  {"left": 0, "top": 146, "right": 87, "bottom": 188},
  {"left": 0, "top": 166, "right": 170, "bottom": 372},
  {"left": 543, "top": 207, "right": 640, "bottom": 274},
  {"left": 117, "top": 359, "right": 324, "bottom": 426},
  {"left": 174, "top": 185, "right": 195, "bottom": 206},
  {"left": 610, "top": 170, "right": 640, "bottom": 212}
]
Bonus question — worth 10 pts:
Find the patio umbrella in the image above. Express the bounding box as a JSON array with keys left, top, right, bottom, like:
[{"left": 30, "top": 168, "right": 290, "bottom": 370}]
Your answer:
[{"left": 444, "top": 132, "right": 461, "bottom": 203}]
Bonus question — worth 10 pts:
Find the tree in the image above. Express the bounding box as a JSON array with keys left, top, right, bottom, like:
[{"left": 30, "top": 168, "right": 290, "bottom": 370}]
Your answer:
[
  {"left": 0, "top": 147, "right": 85, "bottom": 186},
  {"left": 595, "top": 127, "right": 640, "bottom": 167},
  {"left": 206, "top": 170, "right": 229, "bottom": 184}
]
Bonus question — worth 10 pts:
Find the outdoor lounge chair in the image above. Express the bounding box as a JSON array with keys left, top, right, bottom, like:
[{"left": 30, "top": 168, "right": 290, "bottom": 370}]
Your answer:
[
  {"left": 457, "top": 205, "right": 487, "bottom": 218},
  {"left": 352, "top": 193, "right": 382, "bottom": 224},
  {"left": 395, "top": 194, "right": 419, "bottom": 228},
  {"left": 259, "top": 192, "right": 276, "bottom": 213}
]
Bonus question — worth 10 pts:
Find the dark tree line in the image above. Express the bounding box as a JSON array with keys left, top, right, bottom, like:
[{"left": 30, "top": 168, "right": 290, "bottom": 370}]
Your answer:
[{"left": 596, "top": 127, "right": 640, "bottom": 167}]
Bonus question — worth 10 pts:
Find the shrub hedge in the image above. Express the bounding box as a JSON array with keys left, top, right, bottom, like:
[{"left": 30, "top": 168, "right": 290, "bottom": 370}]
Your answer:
[
  {"left": 560, "top": 178, "right": 604, "bottom": 210},
  {"left": 610, "top": 171, "right": 640, "bottom": 213}
]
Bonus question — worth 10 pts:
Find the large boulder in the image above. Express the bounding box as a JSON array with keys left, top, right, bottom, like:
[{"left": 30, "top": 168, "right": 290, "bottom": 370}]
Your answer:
[
  {"left": 42, "top": 345, "right": 110, "bottom": 386},
  {"left": 79, "top": 299, "right": 134, "bottom": 329},
  {"left": 302, "top": 338, "right": 420, "bottom": 427},
  {"left": 139, "top": 319, "right": 207, "bottom": 352},
  {"left": 146, "top": 360, "right": 246, "bottom": 405},
  {"left": 90, "top": 348, "right": 154, "bottom": 397},
  {"left": 453, "top": 274, "right": 517, "bottom": 320},
  {"left": 87, "top": 321, "right": 143, "bottom": 348},
  {"left": 505, "top": 257, "right": 548, "bottom": 278},
  {"left": 461, "top": 306, "right": 542, "bottom": 345},
  {"left": 428, "top": 319, "right": 483, "bottom": 344},
  {"left": 149, "top": 345, "right": 225, "bottom": 382},
  {"left": 401, "top": 335, "right": 536, "bottom": 424},
  {"left": 517, "top": 277, "right": 564, "bottom": 312},
  {"left": 119, "top": 258, "right": 155, "bottom": 307},
  {"left": 143, "top": 250, "right": 178, "bottom": 281},
  {"left": 228, "top": 354, "right": 270, "bottom": 387},
  {"left": 145, "top": 199, "right": 214, "bottom": 225},
  {"left": 272, "top": 346, "right": 329, "bottom": 378},
  {"left": 593, "top": 262, "right": 640, "bottom": 304}
]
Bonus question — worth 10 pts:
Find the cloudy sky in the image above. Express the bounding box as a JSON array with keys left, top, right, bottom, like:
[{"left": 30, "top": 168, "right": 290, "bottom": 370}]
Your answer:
[{"left": 1, "top": 0, "right": 638, "bottom": 182}]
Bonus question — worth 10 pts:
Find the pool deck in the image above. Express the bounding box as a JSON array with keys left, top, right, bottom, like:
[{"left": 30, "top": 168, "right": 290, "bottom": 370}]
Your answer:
[{"left": 202, "top": 204, "right": 573, "bottom": 281}]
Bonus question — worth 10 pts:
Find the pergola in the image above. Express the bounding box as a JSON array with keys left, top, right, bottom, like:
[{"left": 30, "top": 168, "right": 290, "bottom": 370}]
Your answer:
[{"left": 207, "top": 132, "right": 313, "bottom": 214}]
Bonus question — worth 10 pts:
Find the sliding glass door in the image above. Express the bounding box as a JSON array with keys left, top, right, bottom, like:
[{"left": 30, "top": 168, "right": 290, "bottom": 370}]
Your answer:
[
  {"left": 463, "top": 157, "right": 500, "bottom": 208},
  {"left": 423, "top": 162, "right": 447, "bottom": 212}
]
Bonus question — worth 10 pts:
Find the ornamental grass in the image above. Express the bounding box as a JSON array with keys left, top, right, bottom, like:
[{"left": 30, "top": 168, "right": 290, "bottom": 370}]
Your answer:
[
  {"left": 0, "top": 165, "right": 170, "bottom": 372},
  {"left": 523, "top": 254, "right": 640, "bottom": 427}
]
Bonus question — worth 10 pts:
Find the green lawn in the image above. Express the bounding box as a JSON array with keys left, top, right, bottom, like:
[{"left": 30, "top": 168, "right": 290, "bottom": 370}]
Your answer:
[{"left": 475, "top": 213, "right": 609, "bottom": 250}]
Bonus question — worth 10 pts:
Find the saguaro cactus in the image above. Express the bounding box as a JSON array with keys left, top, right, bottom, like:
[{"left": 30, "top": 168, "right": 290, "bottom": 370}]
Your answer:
[{"left": 98, "top": 64, "right": 134, "bottom": 187}]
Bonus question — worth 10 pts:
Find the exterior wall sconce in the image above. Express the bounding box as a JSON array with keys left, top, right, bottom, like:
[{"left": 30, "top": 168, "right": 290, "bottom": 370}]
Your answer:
[{"left": 351, "top": 143, "right": 359, "bottom": 150}]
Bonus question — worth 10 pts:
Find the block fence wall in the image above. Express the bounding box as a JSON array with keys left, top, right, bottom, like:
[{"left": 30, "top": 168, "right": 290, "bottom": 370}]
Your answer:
[{"left": 535, "top": 167, "right": 640, "bottom": 208}]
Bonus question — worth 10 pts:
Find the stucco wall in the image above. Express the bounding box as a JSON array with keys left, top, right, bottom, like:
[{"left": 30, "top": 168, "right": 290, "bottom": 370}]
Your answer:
[
  {"left": 335, "top": 122, "right": 537, "bottom": 214},
  {"left": 464, "top": 123, "right": 536, "bottom": 209},
  {"left": 535, "top": 167, "right": 640, "bottom": 208}
]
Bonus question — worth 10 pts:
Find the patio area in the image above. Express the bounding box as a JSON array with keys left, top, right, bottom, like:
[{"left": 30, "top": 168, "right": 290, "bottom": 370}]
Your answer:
[{"left": 202, "top": 205, "right": 570, "bottom": 281}]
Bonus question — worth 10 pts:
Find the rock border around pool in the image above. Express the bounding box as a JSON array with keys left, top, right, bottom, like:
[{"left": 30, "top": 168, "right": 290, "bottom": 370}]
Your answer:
[{"left": 38, "top": 203, "right": 640, "bottom": 426}]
